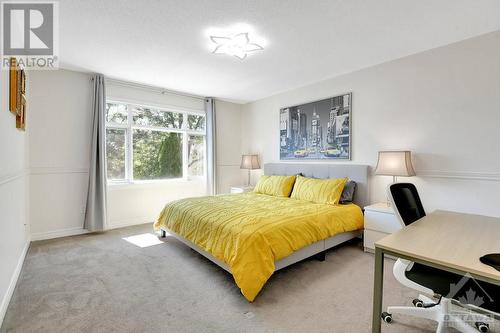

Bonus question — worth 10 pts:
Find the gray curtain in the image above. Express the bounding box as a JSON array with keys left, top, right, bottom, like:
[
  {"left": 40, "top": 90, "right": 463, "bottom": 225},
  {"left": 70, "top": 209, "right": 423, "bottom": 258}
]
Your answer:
[
  {"left": 84, "top": 74, "right": 108, "bottom": 231},
  {"left": 205, "top": 98, "right": 217, "bottom": 195}
]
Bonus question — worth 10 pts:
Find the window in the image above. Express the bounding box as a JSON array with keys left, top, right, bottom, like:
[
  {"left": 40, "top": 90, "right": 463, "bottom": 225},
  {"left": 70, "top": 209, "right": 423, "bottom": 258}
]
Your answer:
[
  {"left": 105, "top": 101, "right": 206, "bottom": 183},
  {"left": 106, "top": 128, "right": 126, "bottom": 180}
]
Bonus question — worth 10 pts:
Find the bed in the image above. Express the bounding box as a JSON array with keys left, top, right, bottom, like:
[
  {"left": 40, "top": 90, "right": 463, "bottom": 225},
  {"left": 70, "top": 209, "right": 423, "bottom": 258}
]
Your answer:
[{"left": 154, "top": 163, "right": 369, "bottom": 301}]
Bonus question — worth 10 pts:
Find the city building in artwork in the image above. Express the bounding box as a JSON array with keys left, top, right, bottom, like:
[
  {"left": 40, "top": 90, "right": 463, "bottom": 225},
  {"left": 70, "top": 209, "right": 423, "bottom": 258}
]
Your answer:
[
  {"left": 280, "top": 93, "right": 351, "bottom": 160},
  {"left": 311, "top": 110, "right": 322, "bottom": 150}
]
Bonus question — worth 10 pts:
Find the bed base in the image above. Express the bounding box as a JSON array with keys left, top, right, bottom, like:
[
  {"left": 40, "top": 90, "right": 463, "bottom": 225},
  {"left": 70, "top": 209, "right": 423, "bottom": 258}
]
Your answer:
[{"left": 159, "top": 227, "right": 361, "bottom": 273}]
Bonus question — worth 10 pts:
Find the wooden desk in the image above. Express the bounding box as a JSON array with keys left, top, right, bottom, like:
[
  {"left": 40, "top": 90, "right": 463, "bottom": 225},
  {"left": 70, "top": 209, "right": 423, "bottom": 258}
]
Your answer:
[{"left": 372, "top": 210, "right": 500, "bottom": 333}]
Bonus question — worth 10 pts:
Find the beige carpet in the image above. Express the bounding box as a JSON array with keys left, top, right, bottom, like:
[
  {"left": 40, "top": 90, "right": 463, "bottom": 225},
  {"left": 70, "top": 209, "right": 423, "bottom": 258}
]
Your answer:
[{"left": 1, "top": 223, "right": 495, "bottom": 333}]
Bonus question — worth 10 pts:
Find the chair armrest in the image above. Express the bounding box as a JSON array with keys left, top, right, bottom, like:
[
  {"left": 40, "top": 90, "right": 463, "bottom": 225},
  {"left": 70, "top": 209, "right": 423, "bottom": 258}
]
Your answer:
[{"left": 393, "top": 258, "right": 434, "bottom": 295}]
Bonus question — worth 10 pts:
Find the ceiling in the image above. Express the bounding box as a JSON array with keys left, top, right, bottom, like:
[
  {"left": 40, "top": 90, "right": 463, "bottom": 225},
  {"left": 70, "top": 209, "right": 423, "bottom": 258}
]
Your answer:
[{"left": 60, "top": 0, "right": 500, "bottom": 103}]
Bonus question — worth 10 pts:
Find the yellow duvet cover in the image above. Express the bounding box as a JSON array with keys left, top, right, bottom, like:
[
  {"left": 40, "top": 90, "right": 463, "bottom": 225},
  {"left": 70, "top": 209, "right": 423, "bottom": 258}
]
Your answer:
[{"left": 154, "top": 192, "right": 363, "bottom": 301}]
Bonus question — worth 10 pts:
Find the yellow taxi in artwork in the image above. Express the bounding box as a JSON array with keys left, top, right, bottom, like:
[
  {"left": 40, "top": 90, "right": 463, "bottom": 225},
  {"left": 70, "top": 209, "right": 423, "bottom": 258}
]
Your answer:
[
  {"left": 294, "top": 149, "right": 308, "bottom": 158},
  {"left": 324, "top": 148, "right": 341, "bottom": 157}
]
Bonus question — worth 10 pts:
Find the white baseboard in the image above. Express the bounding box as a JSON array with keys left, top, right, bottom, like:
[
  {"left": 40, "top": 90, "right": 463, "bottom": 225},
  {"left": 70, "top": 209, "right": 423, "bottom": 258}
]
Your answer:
[
  {"left": 106, "top": 218, "right": 152, "bottom": 230},
  {"left": 30, "top": 220, "right": 153, "bottom": 241},
  {"left": 0, "top": 238, "right": 30, "bottom": 327},
  {"left": 30, "top": 227, "right": 89, "bottom": 241}
]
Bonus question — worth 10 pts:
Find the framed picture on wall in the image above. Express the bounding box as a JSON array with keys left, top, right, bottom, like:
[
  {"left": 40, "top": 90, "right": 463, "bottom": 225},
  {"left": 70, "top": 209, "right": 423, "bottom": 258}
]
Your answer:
[
  {"left": 20, "top": 68, "right": 26, "bottom": 94},
  {"left": 9, "top": 58, "right": 18, "bottom": 114},
  {"left": 279, "top": 93, "right": 352, "bottom": 160},
  {"left": 16, "top": 95, "right": 26, "bottom": 130},
  {"left": 9, "top": 57, "right": 27, "bottom": 131}
]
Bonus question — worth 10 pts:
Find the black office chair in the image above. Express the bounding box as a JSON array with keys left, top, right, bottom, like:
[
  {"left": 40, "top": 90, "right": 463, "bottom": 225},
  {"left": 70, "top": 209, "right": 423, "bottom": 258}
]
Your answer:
[{"left": 382, "top": 183, "right": 498, "bottom": 333}]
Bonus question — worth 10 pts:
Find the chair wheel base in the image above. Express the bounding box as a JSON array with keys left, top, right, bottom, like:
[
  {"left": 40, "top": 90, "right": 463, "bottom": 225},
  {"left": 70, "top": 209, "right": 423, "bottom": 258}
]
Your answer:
[
  {"left": 381, "top": 312, "right": 392, "bottom": 323},
  {"left": 475, "top": 322, "right": 489, "bottom": 333},
  {"left": 412, "top": 298, "right": 424, "bottom": 307}
]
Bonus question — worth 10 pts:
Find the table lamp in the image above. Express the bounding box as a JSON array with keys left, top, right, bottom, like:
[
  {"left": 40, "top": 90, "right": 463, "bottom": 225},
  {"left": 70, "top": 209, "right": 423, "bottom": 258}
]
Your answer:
[
  {"left": 375, "top": 151, "right": 416, "bottom": 205},
  {"left": 375, "top": 151, "right": 416, "bottom": 182},
  {"left": 240, "top": 154, "right": 261, "bottom": 186}
]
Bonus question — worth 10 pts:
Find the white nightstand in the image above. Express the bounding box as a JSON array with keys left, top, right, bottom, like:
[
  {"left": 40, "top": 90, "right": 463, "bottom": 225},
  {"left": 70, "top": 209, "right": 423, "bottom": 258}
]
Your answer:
[
  {"left": 230, "top": 185, "right": 254, "bottom": 194},
  {"left": 363, "top": 203, "right": 401, "bottom": 253}
]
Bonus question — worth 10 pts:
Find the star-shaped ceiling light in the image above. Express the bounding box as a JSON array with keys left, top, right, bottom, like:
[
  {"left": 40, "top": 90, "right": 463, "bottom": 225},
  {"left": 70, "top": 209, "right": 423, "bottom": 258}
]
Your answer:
[{"left": 210, "top": 33, "right": 264, "bottom": 60}]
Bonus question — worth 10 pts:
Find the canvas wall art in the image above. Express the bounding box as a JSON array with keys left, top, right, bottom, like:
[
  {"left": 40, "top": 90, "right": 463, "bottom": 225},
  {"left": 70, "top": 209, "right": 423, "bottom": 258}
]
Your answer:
[
  {"left": 9, "top": 58, "right": 18, "bottom": 114},
  {"left": 279, "top": 93, "right": 351, "bottom": 160},
  {"left": 9, "top": 58, "right": 27, "bottom": 130}
]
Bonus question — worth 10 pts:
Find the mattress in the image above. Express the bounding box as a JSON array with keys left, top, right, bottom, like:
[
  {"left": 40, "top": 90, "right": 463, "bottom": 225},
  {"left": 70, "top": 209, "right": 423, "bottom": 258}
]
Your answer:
[{"left": 154, "top": 192, "right": 364, "bottom": 301}]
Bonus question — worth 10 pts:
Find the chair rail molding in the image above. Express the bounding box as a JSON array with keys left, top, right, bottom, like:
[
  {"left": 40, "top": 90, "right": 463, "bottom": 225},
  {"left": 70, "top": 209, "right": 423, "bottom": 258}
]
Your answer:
[
  {"left": 0, "top": 169, "right": 28, "bottom": 186},
  {"left": 416, "top": 169, "right": 500, "bottom": 181},
  {"left": 29, "top": 167, "right": 89, "bottom": 175}
]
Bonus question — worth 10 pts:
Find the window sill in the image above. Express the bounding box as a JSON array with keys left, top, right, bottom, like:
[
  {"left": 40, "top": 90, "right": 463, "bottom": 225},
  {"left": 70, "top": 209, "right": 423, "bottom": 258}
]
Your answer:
[{"left": 108, "top": 178, "right": 205, "bottom": 190}]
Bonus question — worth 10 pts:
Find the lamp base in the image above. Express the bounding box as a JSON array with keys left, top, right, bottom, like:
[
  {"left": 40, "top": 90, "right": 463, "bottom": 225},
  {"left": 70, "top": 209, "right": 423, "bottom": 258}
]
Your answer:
[{"left": 247, "top": 169, "right": 251, "bottom": 187}]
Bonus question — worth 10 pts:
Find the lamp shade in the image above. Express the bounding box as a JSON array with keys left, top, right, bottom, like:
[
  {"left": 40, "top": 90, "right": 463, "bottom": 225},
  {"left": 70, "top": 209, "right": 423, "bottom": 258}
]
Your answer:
[
  {"left": 375, "top": 151, "right": 416, "bottom": 177},
  {"left": 240, "top": 154, "right": 261, "bottom": 170}
]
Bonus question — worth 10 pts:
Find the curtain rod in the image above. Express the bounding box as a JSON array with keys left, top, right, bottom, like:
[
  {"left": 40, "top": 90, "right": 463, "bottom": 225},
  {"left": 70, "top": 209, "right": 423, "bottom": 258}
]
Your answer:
[{"left": 103, "top": 77, "right": 207, "bottom": 101}]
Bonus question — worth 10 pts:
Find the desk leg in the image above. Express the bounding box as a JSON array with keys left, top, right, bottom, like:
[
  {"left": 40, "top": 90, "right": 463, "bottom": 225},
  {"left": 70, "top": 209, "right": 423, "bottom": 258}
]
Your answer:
[{"left": 372, "top": 247, "right": 384, "bottom": 333}]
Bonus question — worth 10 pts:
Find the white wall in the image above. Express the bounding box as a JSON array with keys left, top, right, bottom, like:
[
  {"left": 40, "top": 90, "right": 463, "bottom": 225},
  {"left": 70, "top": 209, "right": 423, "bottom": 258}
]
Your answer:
[
  {"left": 106, "top": 80, "right": 204, "bottom": 112},
  {"left": 214, "top": 100, "right": 243, "bottom": 193},
  {"left": 27, "top": 70, "right": 243, "bottom": 235},
  {"left": 241, "top": 30, "right": 500, "bottom": 218},
  {"left": 28, "top": 69, "right": 92, "bottom": 240},
  {"left": 107, "top": 180, "right": 207, "bottom": 229},
  {"left": 0, "top": 69, "right": 30, "bottom": 323}
]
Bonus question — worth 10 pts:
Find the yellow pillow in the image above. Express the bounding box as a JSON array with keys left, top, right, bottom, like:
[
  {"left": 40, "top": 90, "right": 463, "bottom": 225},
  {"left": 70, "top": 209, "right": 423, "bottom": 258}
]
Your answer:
[
  {"left": 290, "top": 176, "right": 347, "bottom": 205},
  {"left": 253, "top": 175, "right": 296, "bottom": 197}
]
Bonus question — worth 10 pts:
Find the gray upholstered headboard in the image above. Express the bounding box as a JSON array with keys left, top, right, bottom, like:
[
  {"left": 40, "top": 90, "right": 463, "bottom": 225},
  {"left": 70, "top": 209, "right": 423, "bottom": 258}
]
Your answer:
[{"left": 264, "top": 163, "right": 369, "bottom": 208}]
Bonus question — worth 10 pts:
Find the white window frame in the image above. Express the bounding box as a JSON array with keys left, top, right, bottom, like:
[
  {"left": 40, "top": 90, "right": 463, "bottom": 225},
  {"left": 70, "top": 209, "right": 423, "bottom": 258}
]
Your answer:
[{"left": 105, "top": 100, "right": 207, "bottom": 185}]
